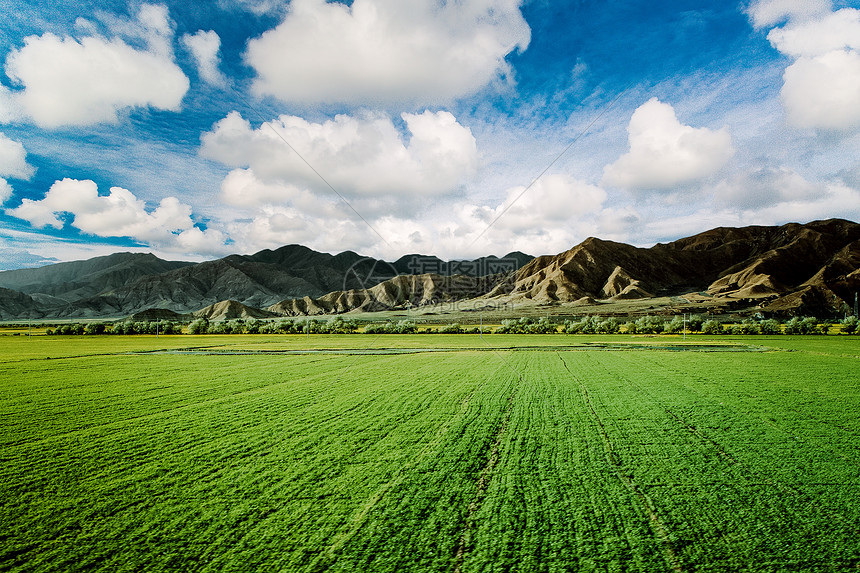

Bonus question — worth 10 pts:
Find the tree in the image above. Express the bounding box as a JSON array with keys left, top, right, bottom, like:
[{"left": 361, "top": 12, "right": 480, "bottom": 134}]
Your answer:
[
  {"left": 635, "top": 315, "right": 664, "bottom": 334},
  {"left": 84, "top": 323, "right": 106, "bottom": 335},
  {"left": 688, "top": 315, "right": 704, "bottom": 332},
  {"left": 597, "top": 317, "right": 620, "bottom": 334},
  {"left": 188, "top": 318, "right": 209, "bottom": 335},
  {"left": 800, "top": 316, "right": 819, "bottom": 335},
  {"left": 663, "top": 316, "right": 685, "bottom": 334},
  {"left": 760, "top": 319, "right": 782, "bottom": 335},
  {"left": 701, "top": 320, "right": 723, "bottom": 335},
  {"left": 841, "top": 315, "right": 859, "bottom": 335}
]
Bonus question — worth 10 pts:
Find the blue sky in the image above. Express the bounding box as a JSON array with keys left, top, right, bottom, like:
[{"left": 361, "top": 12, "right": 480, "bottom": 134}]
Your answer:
[{"left": 0, "top": 0, "right": 859, "bottom": 268}]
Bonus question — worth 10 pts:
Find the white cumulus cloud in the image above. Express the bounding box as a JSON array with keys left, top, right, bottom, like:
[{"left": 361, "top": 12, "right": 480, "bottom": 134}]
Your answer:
[
  {"left": 4, "top": 4, "right": 188, "bottom": 128},
  {"left": 767, "top": 8, "right": 860, "bottom": 56},
  {"left": 0, "top": 132, "right": 34, "bottom": 181},
  {"left": 244, "top": 0, "right": 530, "bottom": 106},
  {"left": 746, "top": 0, "right": 832, "bottom": 29},
  {"left": 0, "top": 179, "right": 12, "bottom": 205},
  {"left": 0, "top": 85, "right": 22, "bottom": 124},
  {"left": 781, "top": 50, "right": 860, "bottom": 129},
  {"left": 201, "top": 109, "right": 478, "bottom": 204},
  {"left": 472, "top": 174, "right": 607, "bottom": 234},
  {"left": 6, "top": 178, "right": 228, "bottom": 255},
  {"left": 601, "top": 98, "right": 735, "bottom": 190},
  {"left": 751, "top": 5, "right": 860, "bottom": 131},
  {"left": 181, "top": 30, "right": 227, "bottom": 86}
]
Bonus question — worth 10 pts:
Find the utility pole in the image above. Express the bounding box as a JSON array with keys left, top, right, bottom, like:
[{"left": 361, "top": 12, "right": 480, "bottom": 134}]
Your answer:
[
  {"left": 855, "top": 292, "right": 858, "bottom": 318},
  {"left": 683, "top": 313, "right": 686, "bottom": 341},
  {"left": 480, "top": 311, "right": 483, "bottom": 339}
]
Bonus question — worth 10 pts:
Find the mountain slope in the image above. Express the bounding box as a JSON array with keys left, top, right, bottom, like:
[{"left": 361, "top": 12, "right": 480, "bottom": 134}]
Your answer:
[
  {"left": 0, "top": 252, "right": 193, "bottom": 302},
  {"left": 4, "top": 245, "right": 534, "bottom": 318},
  {"left": 0, "top": 288, "right": 40, "bottom": 320},
  {"left": 268, "top": 273, "right": 500, "bottom": 316},
  {"left": 193, "top": 300, "right": 280, "bottom": 321},
  {"left": 501, "top": 219, "right": 860, "bottom": 315},
  {"left": 2, "top": 219, "right": 857, "bottom": 319}
]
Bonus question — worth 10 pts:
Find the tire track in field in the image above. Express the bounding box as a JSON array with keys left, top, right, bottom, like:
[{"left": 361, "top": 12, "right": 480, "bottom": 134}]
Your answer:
[
  {"left": 452, "top": 381, "right": 517, "bottom": 573},
  {"left": 310, "top": 358, "right": 510, "bottom": 571},
  {"left": 628, "top": 352, "right": 860, "bottom": 466},
  {"left": 3, "top": 355, "right": 349, "bottom": 449},
  {"left": 598, "top": 353, "right": 860, "bottom": 535},
  {"left": 580, "top": 353, "right": 739, "bottom": 465},
  {"left": 557, "top": 353, "right": 685, "bottom": 573}
]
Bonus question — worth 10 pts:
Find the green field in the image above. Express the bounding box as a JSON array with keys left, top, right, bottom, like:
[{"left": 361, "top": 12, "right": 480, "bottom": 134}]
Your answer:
[{"left": 1, "top": 334, "right": 859, "bottom": 572}]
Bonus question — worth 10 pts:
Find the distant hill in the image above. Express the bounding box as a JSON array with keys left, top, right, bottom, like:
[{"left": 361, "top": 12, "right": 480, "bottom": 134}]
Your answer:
[
  {"left": 0, "top": 245, "right": 532, "bottom": 319},
  {"left": 193, "top": 300, "right": 280, "bottom": 321},
  {"left": 267, "top": 273, "right": 504, "bottom": 316},
  {"left": 495, "top": 218, "right": 860, "bottom": 316},
  {"left": 0, "top": 252, "right": 193, "bottom": 302},
  {"left": 1, "top": 220, "right": 857, "bottom": 320},
  {"left": 266, "top": 219, "right": 860, "bottom": 318}
]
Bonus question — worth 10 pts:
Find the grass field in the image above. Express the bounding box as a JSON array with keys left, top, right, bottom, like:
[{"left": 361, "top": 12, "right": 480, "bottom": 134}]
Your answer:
[{"left": 1, "top": 334, "right": 859, "bottom": 572}]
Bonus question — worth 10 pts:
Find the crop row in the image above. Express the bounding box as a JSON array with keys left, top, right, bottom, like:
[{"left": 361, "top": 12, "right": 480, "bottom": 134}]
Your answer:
[{"left": 2, "top": 340, "right": 859, "bottom": 571}]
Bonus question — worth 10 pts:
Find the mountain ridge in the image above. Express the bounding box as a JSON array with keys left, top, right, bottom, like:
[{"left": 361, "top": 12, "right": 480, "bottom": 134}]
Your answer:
[{"left": 1, "top": 219, "right": 858, "bottom": 320}]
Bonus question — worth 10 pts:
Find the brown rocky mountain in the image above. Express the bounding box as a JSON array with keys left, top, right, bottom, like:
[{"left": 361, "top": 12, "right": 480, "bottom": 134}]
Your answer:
[
  {"left": 265, "top": 219, "right": 860, "bottom": 318},
  {"left": 267, "top": 274, "right": 503, "bottom": 316},
  {"left": 491, "top": 218, "right": 860, "bottom": 316},
  {"left": 1, "top": 219, "right": 857, "bottom": 320},
  {"left": 0, "top": 244, "right": 532, "bottom": 319},
  {"left": 193, "top": 300, "right": 281, "bottom": 321}
]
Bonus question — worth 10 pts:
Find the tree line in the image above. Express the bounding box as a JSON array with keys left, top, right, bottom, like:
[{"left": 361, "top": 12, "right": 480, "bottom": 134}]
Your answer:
[{"left": 41, "top": 314, "right": 860, "bottom": 335}]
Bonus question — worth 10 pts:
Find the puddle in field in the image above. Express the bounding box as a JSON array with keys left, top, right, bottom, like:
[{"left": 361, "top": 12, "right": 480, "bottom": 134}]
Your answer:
[{"left": 138, "top": 342, "right": 771, "bottom": 356}]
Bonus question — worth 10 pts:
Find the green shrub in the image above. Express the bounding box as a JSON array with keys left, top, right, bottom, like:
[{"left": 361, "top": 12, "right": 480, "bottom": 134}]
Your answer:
[
  {"left": 662, "top": 316, "right": 685, "bottom": 334},
  {"left": 760, "top": 319, "right": 782, "bottom": 335},
  {"left": 188, "top": 318, "right": 209, "bottom": 335},
  {"left": 841, "top": 316, "right": 859, "bottom": 335},
  {"left": 701, "top": 319, "right": 723, "bottom": 335},
  {"left": 688, "top": 315, "right": 704, "bottom": 332},
  {"left": 84, "top": 323, "right": 106, "bottom": 335},
  {"left": 635, "top": 316, "right": 664, "bottom": 334}
]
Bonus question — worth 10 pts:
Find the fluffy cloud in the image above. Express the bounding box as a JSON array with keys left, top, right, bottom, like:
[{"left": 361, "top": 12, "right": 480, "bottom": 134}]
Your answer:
[
  {"left": 226, "top": 205, "right": 370, "bottom": 255},
  {"left": 601, "top": 98, "right": 734, "bottom": 190},
  {"left": 752, "top": 5, "right": 860, "bottom": 131},
  {"left": 244, "top": 0, "right": 530, "bottom": 106},
  {"left": 0, "top": 85, "right": 22, "bottom": 124},
  {"left": 0, "top": 133, "right": 34, "bottom": 181},
  {"left": 0, "top": 179, "right": 12, "bottom": 204},
  {"left": 4, "top": 4, "right": 188, "bottom": 128},
  {"left": 6, "top": 179, "right": 227, "bottom": 255},
  {"left": 471, "top": 174, "right": 607, "bottom": 234},
  {"left": 781, "top": 50, "right": 860, "bottom": 129},
  {"left": 396, "top": 174, "right": 614, "bottom": 257},
  {"left": 201, "top": 110, "right": 478, "bottom": 204},
  {"left": 181, "top": 30, "right": 227, "bottom": 86},
  {"left": 767, "top": 8, "right": 860, "bottom": 56},
  {"left": 746, "top": 0, "right": 831, "bottom": 29},
  {"left": 213, "top": 173, "right": 618, "bottom": 260},
  {"left": 0, "top": 133, "right": 33, "bottom": 204}
]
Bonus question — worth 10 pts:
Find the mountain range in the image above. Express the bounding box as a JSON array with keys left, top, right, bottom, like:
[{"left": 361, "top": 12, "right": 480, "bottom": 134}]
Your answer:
[
  {"left": 0, "top": 246, "right": 532, "bottom": 320},
  {"left": 1, "top": 219, "right": 858, "bottom": 320}
]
